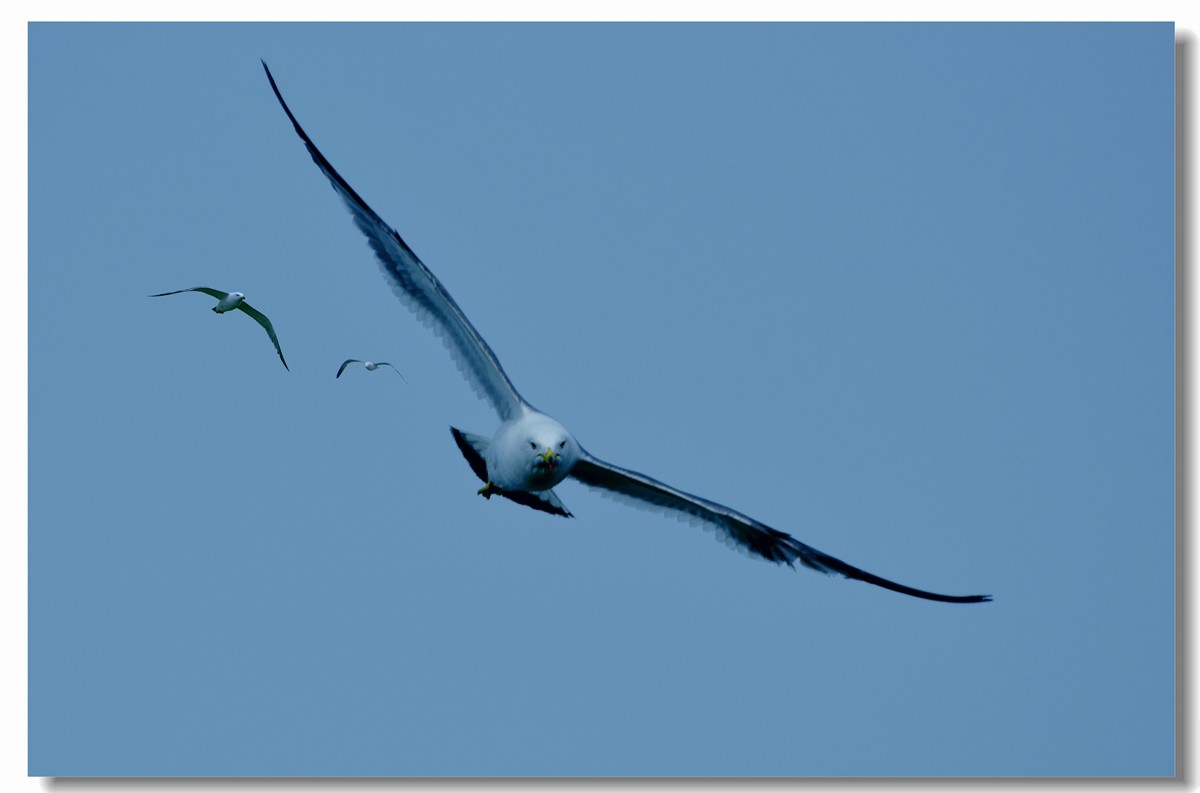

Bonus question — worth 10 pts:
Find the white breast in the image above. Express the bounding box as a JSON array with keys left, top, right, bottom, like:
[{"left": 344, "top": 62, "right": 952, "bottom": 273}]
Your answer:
[{"left": 486, "top": 411, "right": 579, "bottom": 491}]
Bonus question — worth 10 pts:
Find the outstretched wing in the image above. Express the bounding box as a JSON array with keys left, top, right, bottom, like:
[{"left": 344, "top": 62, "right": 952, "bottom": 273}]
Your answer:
[
  {"left": 149, "top": 286, "right": 228, "bottom": 300},
  {"left": 236, "top": 302, "right": 289, "bottom": 370},
  {"left": 263, "top": 61, "right": 527, "bottom": 421},
  {"left": 568, "top": 451, "right": 990, "bottom": 604},
  {"left": 374, "top": 362, "right": 409, "bottom": 383},
  {"left": 336, "top": 359, "right": 362, "bottom": 379}
]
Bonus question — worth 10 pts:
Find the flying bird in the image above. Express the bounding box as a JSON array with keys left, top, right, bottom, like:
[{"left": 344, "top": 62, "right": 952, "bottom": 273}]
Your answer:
[
  {"left": 263, "top": 61, "right": 990, "bottom": 604},
  {"left": 336, "top": 359, "right": 408, "bottom": 382},
  {"left": 149, "top": 286, "right": 288, "bottom": 370}
]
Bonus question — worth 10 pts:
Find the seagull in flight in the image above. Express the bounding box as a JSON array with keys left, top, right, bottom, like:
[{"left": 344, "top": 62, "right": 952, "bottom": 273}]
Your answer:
[
  {"left": 337, "top": 359, "right": 408, "bottom": 382},
  {"left": 263, "top": 61, "right": 990, "bottom": 604},
  {"left": 149, "top": 286, "right": 288, "bottom": 370}
]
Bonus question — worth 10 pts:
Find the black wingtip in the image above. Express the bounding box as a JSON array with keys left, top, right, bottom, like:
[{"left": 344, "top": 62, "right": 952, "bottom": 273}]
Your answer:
[
  {"left": 261, "top": 59, "right": 303, "bottom": 137},
  {"left": 861, "top": 578, "right": 993, "bottom": 605},
  {"left": 807, "top": 547, "right": 993, "bottom": 604},
  {"left": 851, "top": 582, "right": 992, "bottom": 605},
  {"left": 880, "top": 586, "right": 992, "bottom": 605},
  {"left": 932, "top": 593, "right": 991, "bottom": 604}
]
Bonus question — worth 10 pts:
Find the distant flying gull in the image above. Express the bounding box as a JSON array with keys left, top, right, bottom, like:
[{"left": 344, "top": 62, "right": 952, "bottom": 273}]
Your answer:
[
  {"left": 263, "top": 61, "right": 990, "bottom": 604},
  {"left": 337, "top": 359, "right": 408, "bottom": 382},
  {"left": 149, "top": 286, "right": 289, "bottom": 370}
]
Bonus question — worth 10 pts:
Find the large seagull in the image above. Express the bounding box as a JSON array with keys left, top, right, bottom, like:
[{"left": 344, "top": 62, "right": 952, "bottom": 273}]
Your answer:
[{"left": 263, "top": 62, "right": 990, "bottom": 604}]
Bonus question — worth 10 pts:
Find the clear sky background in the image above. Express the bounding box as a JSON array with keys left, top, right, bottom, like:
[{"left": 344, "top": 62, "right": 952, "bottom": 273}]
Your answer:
[{"left": 28, "top": 22, "right": 1174, "bottom": 776}]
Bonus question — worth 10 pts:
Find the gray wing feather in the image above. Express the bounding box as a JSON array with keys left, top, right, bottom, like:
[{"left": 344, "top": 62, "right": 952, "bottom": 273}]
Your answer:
[
  {"left": 374, "top": 362, "right": 408, "bottom": 383},
  {"left": 263, "top": 61, "right": 525, "bottom": 420},
  {"left": 236, "top": 302, "right": 289, "bottom": 370},
  {"left": 568, "top": 451, "right": 991, "bottom": 604},
  {"left": 336, "top": 359, "right": 362, "bottom": 378},
  {"left": 149, "top": 286, "right": 228, "bottom": 300}
]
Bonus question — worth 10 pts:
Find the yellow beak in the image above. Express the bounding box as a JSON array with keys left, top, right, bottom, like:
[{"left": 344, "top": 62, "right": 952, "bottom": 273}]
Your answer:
[{"left": 538, "top": 448, "right": 559, "bottom": 468}]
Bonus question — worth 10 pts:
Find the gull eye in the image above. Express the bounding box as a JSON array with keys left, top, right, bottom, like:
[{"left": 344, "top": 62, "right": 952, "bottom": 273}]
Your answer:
[
  {"left": 559, "top": 440, "right": 566, "bottom": 449},
  {"left": 529, "top": 441, "right": 537, "bottom": 449}
]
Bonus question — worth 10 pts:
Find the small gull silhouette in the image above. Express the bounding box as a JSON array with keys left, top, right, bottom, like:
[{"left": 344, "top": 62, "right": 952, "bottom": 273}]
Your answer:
[{"left": 149, "top": 286, "right": 288, "bottom": 370}]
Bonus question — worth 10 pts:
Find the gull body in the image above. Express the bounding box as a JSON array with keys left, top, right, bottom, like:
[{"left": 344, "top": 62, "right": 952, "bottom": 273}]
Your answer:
[
  {"left": 213, "top": 291, "right": 246, "bottom": 313},
  {"left": 486, "top": 412, "right": 580, "bottom": 493},
  {"left": 149, "top": 286, "right": 288, "bottom": 370},
  {"left": 264, "top": 62, "right": 990, "bottom": 604}
]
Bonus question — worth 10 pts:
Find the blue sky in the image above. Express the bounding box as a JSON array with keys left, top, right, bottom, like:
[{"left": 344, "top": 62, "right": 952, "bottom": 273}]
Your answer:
[{"left": 28, "top": 22, "right": 1174, "bottom": 776}]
